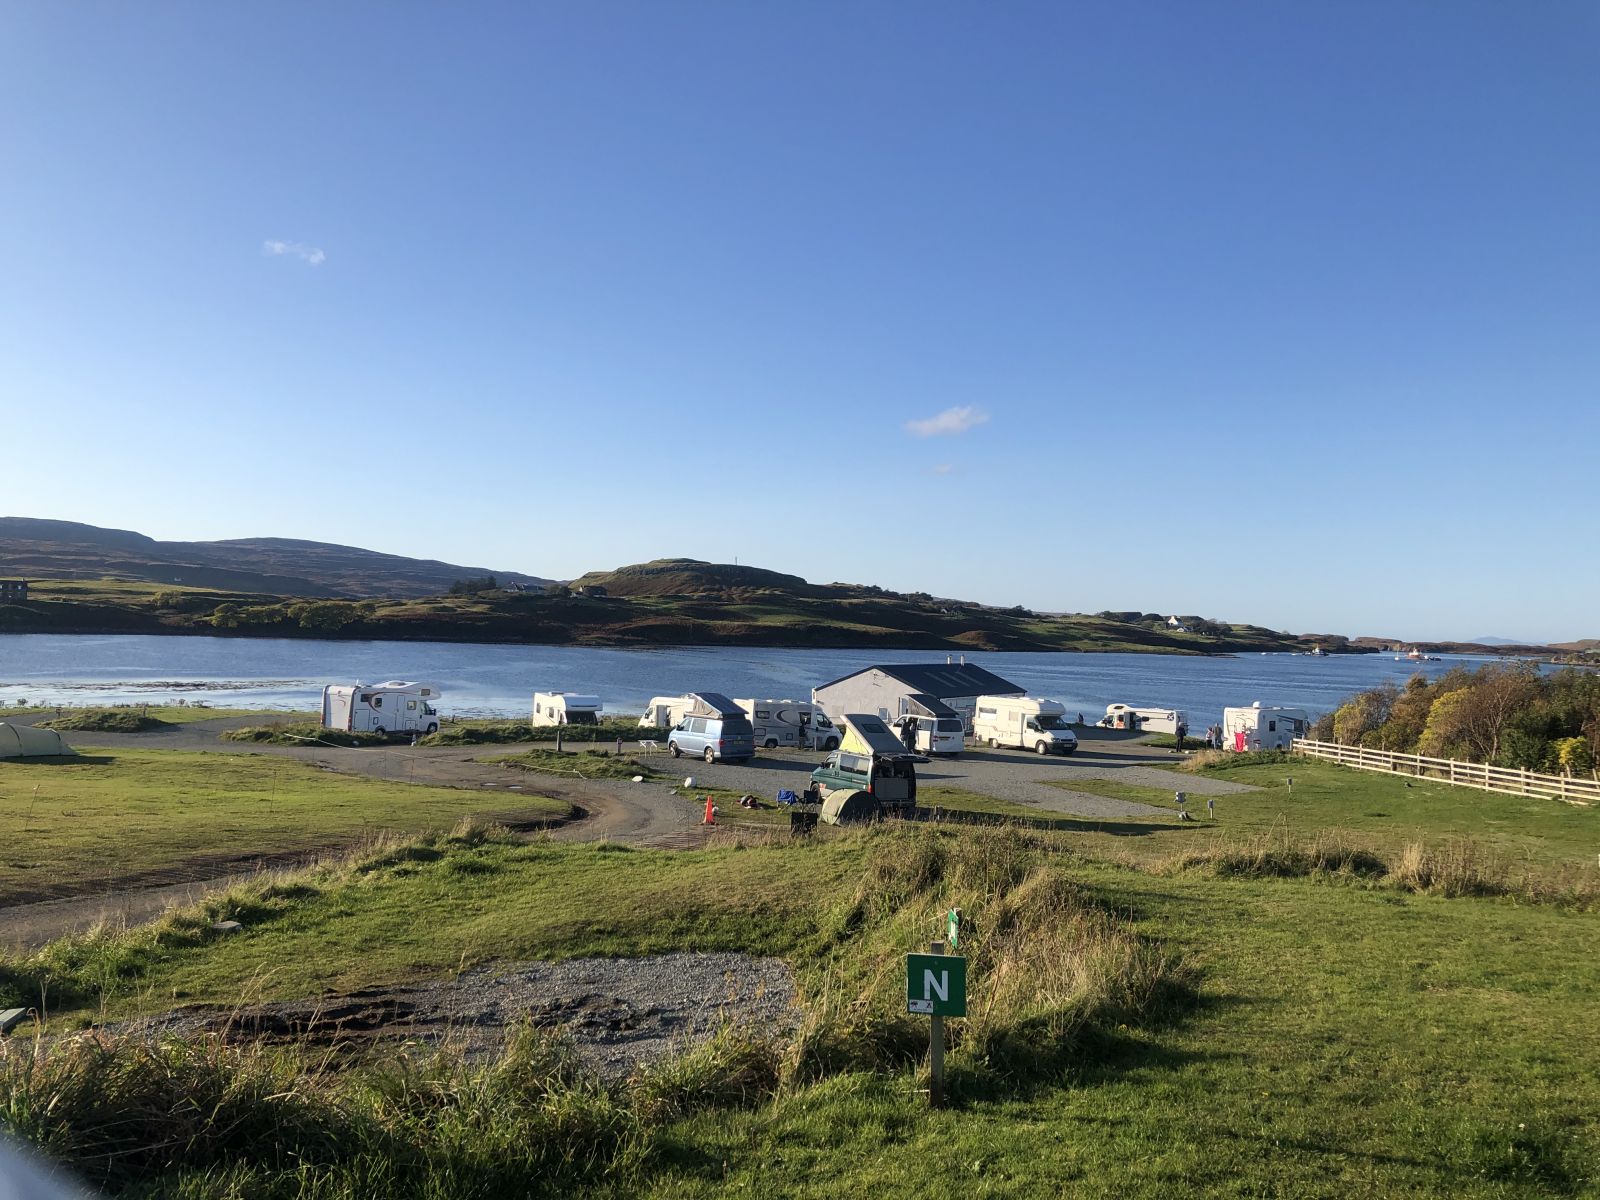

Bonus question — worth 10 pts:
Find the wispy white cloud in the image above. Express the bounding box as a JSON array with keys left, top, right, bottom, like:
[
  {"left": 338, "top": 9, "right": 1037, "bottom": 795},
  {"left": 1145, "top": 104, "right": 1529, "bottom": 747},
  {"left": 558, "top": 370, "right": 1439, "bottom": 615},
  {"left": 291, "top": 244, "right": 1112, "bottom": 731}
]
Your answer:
[
  {"left": 930, "top": 463, "right": 955, "bottom": 475},
  {"left": 905, "top": 405, "right": 988, "bottom": 437},
  {"left": 263, "top": 239, "right": 327, "bottom": 266}
]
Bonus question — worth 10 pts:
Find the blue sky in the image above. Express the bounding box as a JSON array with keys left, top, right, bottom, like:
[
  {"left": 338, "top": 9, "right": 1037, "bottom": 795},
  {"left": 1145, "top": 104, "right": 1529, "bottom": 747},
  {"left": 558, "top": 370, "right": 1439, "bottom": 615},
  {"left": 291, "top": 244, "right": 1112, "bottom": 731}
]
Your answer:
[{"left": 2, "top": 2, "right": 1595, "bottom": 642}]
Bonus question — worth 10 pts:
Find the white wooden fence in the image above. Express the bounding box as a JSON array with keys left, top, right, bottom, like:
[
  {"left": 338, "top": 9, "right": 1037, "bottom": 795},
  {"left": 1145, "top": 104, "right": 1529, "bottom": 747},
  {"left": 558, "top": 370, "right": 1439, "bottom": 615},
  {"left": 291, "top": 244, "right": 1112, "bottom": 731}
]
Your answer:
[{"left": 1291, "top": 738, "right": 1599, "bottom": 805}]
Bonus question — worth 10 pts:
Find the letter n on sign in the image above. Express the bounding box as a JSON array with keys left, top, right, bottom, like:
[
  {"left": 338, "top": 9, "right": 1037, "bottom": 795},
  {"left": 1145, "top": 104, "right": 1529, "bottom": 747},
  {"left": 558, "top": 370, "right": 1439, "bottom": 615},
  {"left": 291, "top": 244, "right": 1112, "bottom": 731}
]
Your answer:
[{"left": 906, "top": 952, "right": 966, "bottom": 1017}]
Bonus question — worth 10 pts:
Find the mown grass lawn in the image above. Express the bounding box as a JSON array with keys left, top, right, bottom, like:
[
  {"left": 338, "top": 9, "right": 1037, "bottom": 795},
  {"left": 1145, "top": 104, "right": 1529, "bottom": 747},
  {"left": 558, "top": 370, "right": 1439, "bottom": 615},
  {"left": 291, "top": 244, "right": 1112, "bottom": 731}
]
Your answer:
[
  {"left": 1041, "top": 759, "right": 1599, "bottom": 877},
  {"left": 0, "top": 749, "right": 568, "bottom": 899}
]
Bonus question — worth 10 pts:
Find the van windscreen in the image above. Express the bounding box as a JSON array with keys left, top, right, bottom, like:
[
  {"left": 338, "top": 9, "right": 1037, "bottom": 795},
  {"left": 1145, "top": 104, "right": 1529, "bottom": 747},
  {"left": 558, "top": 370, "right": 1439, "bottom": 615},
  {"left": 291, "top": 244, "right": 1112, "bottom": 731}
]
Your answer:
[{"left": 721, "top": 716, "right": 754, "bottom": 735}]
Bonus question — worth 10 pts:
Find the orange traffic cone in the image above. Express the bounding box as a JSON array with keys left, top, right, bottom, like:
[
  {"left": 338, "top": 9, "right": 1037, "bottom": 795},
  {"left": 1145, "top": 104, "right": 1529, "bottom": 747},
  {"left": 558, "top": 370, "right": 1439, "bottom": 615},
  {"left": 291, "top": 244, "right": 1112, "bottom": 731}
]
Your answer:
[{"left": 703, "top": 795, "right": 716, "bottom": 825}]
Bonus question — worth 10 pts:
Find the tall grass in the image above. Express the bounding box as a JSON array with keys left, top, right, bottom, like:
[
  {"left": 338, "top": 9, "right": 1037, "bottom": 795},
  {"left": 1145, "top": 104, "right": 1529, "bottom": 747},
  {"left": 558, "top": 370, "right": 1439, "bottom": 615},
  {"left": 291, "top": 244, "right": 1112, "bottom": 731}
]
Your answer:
[
  {"left": 1168, "top": 827, "right": 1600, "bottom": 907},
  {"left": 789, "top": 826, "right": 1191, "bottom": 1094}
]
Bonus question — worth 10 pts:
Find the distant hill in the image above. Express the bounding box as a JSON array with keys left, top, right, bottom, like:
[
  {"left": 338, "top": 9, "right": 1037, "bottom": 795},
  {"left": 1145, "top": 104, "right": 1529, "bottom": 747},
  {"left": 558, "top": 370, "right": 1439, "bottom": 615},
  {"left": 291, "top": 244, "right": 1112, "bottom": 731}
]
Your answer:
[
  {"left": 1553, "top": 639, "right": 1600, "bottom": 653},
  {"left": 0, "top": 518, "right": 552, "bottom": 598},
  {"left": 569, "top": 558, "right": 831, "bottom": 599}
]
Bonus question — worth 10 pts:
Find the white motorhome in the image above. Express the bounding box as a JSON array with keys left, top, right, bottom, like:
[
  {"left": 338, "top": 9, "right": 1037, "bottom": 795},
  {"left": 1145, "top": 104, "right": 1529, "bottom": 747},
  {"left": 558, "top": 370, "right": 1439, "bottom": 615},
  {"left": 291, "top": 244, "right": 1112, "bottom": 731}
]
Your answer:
[
  {"left": 1100, "top": 703, "right": 1187, "bottom": 735},
  {"left": 1222, "top": 702, "right": 1310, "bottom": 751},
  {"left": 974, "top": 695, "right": 1080, "bottom": 755},
  {"left": 733, "top": 699, "right": 841, "bottom": 751},
  {"left": 639, "top": 695, "right": 696, "bottom": 729},
  {"left": 532, "top": 692, "right": 603, "bottom": 727},
  {"left": 322, "top": 681, "right": 441, "bottom": 736}
]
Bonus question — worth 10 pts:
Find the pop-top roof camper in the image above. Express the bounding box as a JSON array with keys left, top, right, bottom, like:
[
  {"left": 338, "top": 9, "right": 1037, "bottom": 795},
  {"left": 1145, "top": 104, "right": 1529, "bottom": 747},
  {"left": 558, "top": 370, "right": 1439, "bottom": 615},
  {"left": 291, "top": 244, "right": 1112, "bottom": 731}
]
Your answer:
[{"left": 889, "top": 693, "right": 964, "bottom": 755}]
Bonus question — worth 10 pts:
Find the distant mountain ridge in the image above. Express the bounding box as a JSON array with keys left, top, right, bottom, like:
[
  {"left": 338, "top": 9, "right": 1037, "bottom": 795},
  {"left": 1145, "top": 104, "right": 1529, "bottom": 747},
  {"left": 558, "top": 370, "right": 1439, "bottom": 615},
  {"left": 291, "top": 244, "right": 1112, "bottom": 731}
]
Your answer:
[{"left": 0, "top": 517, "right": 552, "bottom": 598}]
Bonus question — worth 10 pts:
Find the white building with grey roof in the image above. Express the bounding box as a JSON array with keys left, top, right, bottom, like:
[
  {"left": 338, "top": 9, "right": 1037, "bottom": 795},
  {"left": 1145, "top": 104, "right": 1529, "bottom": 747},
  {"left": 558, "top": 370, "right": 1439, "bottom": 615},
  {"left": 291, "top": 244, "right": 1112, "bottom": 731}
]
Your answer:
[{"left": 811, "top": 659, "right": 1024, "bottom": 735}]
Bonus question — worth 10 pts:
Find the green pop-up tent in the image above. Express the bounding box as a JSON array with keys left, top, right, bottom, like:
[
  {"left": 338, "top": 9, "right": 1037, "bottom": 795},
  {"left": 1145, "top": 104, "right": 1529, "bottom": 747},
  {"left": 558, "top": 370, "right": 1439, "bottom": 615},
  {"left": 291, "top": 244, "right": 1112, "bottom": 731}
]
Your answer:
[
  {"left": 0, "top": 723, "right": 73, "bottom": 759},
  {"left": 820, "top": 789, "right": 881, "bottom": 826}
]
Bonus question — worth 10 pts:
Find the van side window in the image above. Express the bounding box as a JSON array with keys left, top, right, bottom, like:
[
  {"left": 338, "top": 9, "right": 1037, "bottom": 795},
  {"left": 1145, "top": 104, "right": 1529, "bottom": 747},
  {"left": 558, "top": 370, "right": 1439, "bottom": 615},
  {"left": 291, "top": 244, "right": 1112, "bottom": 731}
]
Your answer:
[
  {"left": 407, "top": 700, "right": 417, "bottom": 711},
  {"left": 1268, "top": 720, "right": 1277, "bottom": 732},
  {"left": 359, "top": 694, "right": 372, "bottom": 704},
  {"left": 978, "top": 707, "right": 997, "bottom": 717},
  {"left": 371, "top": 696, "right": 383, "bottom": 709},
  {"left": 755, "top": 709, "right": 770, "bottom": 719}
]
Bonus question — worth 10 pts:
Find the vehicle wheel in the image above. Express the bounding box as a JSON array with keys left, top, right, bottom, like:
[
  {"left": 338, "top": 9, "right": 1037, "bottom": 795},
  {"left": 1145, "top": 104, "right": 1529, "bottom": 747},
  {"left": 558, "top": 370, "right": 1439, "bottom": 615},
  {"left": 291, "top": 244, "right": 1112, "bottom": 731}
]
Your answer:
[
  {"left": 1036, "top": 741, "right": 1050, "bottom": 755},
  {"left": 764, "top": 738, "right": 779, "bottom": 749},
  {"left": 703, "top": 746, "right": 716, "bottom": 764},
  {"left": 373, "top": 726, "right": 386, "bottom": 737},
  {"left": 988, "top": 737, "right": 998, "bottom": 748},
  {"left": 669, "top": 743, "right": 682, "bottom": 759},
  {"left": 425, "top": 724, "right": 438, "bottom": 735},
  {"left": 823, "top": 737, "right": 838, "bottom": 751}
]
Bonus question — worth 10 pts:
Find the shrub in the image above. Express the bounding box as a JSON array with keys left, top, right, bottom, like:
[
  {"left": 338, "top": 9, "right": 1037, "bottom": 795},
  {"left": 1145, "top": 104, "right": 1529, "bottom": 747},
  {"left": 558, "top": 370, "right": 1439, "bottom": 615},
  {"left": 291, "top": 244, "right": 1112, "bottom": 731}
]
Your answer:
[
  {"left": 39, "top": 709, "right": 170, "bottom": 733},
  {"left": 221, "top": 722, "right": 389, "bottom": 747}
]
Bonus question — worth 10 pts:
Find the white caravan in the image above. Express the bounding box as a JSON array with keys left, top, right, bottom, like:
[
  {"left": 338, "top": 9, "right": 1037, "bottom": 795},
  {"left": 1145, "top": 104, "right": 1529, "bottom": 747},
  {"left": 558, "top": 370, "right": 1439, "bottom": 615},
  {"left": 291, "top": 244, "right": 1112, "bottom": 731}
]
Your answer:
[
  {"left": 1222, "top": 702, "right": 1310, "bottom": 751},
  {"left": 1100, "top": 703, "right": 1187, "bottom": 735},
  {"left": 639, "top": 695, "right": 695, "bottom": 729},
  {"left": 322, "top": 681, "right": 441, "bottom": 736},
  {"left": 974, "top": 695, "right": 1080, "bottom": 755},
  {"left": 734, "top": 699, "right": 841, "bottom": 751},
  {"left": 532, "top": 692, "right": 603, "bottom": 727}
]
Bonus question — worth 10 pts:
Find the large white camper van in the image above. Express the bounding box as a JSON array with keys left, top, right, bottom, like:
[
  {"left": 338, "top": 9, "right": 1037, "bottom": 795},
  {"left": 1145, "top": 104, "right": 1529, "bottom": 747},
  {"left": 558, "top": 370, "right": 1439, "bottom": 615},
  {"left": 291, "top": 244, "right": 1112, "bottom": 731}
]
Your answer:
[
  {"left": 322, "top": 682, "right": 440, "bottom": 736},
  {"left": 973, "top": 695, "right": 1079, "bottom": 755},
  {"left": 639, "top": 696, "right": 695, "bottom": 729},
  {"left": 1100, "top": 703, "right": 1187, "bottom": 735},
  {"left": 532, "top": 692, "right": 603, "bottom": 727},
  {"left": 1222, "top": 702, "right": 1310, "bottom": 751},
  {"left": 734, "top": 699, "right": 841, "bottom": 751}
]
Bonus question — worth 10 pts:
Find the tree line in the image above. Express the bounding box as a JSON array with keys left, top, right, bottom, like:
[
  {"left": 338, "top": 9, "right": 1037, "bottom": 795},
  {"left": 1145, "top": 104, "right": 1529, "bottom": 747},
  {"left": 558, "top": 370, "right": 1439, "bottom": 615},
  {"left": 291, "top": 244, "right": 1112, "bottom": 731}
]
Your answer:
[{"left": 1313, "top": 664, "right": 1599, "bottom": 775}]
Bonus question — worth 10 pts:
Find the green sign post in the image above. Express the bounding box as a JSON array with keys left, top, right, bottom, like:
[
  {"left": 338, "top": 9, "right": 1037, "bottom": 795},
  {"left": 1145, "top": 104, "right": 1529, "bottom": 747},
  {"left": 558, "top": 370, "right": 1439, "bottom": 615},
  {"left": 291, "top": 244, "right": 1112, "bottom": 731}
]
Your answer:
[
  {"left": 906, "top": 951, "right": 967, "bottom": 1017},
  {"left": 907, "top": 943, "right": 967, "bottom": 1108}
]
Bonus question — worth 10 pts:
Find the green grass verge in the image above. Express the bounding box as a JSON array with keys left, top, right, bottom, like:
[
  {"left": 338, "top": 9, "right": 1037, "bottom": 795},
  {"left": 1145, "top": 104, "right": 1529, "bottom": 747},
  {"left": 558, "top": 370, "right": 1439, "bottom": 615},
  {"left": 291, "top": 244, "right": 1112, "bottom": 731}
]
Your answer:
[
  {"left": 0, "top": 749, "right": 569, "bottom": 900},
  {"left": 495, "top": 747, "right": 658, "bottom": 781},
  {"left": 220, "top": 721, "right": 391, "bottom": 748},
  {"left": 424, "top": 718, "right": 668, "bottom": 746}
]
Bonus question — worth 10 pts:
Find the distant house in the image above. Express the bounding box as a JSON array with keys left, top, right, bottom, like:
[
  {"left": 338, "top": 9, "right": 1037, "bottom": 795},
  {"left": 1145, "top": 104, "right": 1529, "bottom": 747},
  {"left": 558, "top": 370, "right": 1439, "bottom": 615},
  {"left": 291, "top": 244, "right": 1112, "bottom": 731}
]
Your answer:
[
  {"left": 1167, "top": 615, "right": 1187, "bottom": 632},
  {"left": 502, "top": 583, "right": 528, "bottom": 594},
  {"left": 575, "top": 584, "right": 608, "bottom": 598},
  {"left": 0, "top": 580, "right": 28, "bottom": 603},
  {"left": 811, "top": 660, "right": 1024, "bottom": 733}
]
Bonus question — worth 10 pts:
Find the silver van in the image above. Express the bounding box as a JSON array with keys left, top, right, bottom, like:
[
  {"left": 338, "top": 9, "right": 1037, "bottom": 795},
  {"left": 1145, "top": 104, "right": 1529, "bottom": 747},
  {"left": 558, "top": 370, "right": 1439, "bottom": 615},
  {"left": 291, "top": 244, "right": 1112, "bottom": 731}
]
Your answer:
[{"left": 666, "top": 692, "right": 756, "bottom": 763}]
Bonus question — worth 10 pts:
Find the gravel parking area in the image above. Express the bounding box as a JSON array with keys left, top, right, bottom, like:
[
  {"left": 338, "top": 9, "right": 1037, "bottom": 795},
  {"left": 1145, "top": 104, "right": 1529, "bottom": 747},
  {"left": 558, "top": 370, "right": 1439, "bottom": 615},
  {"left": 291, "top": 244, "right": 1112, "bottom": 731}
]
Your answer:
[
  {"left": 652, "top": 731, "right": 1255, "bottom": 820},
  {"left": 106, "top": 951, "right": 796, "bottom": 1081}
]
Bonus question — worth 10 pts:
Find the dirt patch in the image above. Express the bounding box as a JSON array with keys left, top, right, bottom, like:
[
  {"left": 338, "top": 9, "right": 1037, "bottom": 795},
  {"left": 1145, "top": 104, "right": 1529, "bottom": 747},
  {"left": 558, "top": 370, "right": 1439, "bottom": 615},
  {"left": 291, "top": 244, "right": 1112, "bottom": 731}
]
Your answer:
[{"left": 104, "top": 952, "right": 796, "bottom": 1080}]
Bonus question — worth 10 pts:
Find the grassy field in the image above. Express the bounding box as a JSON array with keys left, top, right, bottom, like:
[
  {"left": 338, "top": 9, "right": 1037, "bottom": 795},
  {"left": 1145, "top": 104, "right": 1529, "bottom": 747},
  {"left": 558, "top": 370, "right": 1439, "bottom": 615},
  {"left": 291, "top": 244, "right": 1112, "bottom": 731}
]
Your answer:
[
  {"left": 3, "top": 753, "right": 1597, "bottom": 1197},
  {"left": 2, "top": 820, "right": 1595, "bottom": 1197},
  {"left": 0, "top": 750, "right": 569, "bottom": 900},
  {"left": 1038, "top": 758, "right": 1600, "bottom": 879}
]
